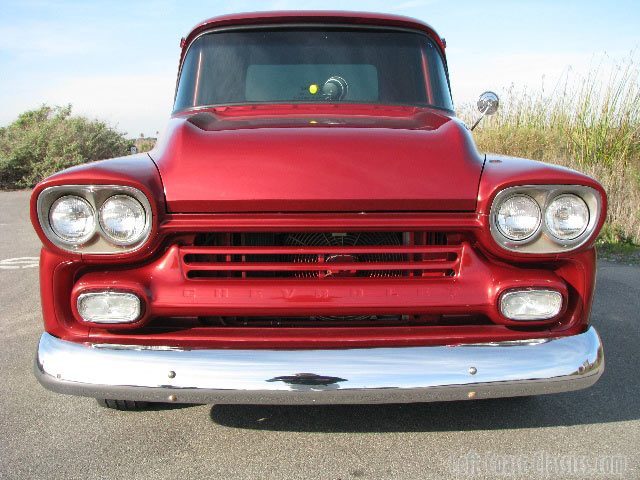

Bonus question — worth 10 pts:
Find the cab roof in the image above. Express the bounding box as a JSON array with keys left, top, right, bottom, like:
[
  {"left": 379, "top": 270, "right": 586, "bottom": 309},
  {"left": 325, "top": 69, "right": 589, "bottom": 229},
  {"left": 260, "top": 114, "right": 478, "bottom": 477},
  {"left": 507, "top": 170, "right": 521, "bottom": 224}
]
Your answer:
[{"left": 180, "top": 11, "right": 446, "bottom": 62}]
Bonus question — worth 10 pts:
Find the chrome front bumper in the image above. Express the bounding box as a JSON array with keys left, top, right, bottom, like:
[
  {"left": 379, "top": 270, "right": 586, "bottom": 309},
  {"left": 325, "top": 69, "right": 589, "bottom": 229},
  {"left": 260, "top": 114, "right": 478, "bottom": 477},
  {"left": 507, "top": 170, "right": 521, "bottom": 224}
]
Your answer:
[{"left": 35, "top": 328, "right": 604, "bottom": 405}]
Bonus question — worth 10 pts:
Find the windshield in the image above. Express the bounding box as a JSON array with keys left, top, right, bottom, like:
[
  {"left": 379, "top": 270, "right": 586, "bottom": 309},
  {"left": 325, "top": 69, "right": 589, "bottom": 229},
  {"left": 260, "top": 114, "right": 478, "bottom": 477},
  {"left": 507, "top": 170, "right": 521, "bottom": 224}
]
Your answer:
[{"left": 174, "top": 28, "right": 453, "bottom": 112}]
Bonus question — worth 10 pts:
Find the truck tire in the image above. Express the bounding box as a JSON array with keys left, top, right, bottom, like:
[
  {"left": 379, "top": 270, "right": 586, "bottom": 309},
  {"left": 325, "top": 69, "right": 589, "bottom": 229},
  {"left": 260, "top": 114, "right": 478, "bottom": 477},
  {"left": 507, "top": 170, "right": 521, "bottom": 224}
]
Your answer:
[{"left": 96, "top": 398, "right": 150, "bottom": 410}]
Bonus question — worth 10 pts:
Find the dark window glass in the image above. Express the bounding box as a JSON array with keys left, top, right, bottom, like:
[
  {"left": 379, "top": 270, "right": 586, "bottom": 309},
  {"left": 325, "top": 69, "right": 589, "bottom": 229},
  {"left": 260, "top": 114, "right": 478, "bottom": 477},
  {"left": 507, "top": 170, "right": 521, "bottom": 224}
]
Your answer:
[{"left": 174, "top": 29, "right": 452, "bottom": 112}]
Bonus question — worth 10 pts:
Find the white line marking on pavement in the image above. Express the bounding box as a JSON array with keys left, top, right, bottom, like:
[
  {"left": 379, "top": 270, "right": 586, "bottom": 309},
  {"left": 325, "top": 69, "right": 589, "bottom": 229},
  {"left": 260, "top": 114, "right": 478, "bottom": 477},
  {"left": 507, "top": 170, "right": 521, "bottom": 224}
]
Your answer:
[{"left": 0, "top": 257, "right": 39, "bottom": 269}]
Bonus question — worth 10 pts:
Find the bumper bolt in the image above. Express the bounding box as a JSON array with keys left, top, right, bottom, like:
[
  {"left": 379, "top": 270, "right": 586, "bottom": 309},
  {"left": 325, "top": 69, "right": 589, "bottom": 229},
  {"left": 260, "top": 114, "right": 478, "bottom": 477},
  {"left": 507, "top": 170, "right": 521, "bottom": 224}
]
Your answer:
[
  {"left": 469, "top": 367, "right": 477, "bottom": 375},
  {"left": 168, "top": 395, "right": 177, "bottom": 402},
  {"left": 168, "top": 370, "right": 176, "bottom": 379},
  {"left": 468, "top": 391, "right": 476, "bottom": 399}
]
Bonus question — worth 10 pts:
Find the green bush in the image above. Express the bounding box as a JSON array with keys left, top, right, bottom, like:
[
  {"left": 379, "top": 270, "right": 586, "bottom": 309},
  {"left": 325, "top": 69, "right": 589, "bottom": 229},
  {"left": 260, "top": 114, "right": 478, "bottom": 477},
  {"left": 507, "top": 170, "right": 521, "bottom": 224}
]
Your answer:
[
  {"left": 135, "top": 139, "right": 156, "bottom": 153},
  {"left": 0, "top": 104, "right": 129, "bottom": 189}
]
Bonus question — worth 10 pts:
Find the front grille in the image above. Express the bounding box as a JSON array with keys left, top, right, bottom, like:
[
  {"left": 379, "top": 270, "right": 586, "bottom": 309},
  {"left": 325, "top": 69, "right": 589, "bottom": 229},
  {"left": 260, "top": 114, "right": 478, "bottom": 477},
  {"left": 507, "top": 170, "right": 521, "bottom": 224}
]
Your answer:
[{"left": 180, "top": 231, "right": 460, "bottom": 279}]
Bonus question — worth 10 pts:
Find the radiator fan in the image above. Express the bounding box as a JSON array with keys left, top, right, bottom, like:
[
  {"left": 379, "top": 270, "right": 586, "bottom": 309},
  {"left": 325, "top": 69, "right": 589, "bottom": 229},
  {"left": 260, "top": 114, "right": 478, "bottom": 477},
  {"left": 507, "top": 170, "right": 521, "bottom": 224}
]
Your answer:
[{"left": 284, "top": 232, "right": 404, "bottom": 321}]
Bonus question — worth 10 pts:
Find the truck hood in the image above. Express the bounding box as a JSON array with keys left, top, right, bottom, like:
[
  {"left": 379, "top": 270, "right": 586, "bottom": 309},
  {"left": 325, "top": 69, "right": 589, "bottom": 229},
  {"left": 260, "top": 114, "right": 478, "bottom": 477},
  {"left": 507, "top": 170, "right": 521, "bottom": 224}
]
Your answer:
[{"left": 150, "top": 106, "right": 484, "bottom": 213}]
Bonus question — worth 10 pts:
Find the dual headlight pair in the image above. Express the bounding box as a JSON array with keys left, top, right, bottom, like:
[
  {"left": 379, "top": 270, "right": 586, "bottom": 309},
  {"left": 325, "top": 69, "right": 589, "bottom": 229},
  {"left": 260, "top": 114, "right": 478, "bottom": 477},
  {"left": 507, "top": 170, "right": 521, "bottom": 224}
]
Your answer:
[
  {"left": 490, "top": 185, "right": 601, "bottom": 254},
  {"left": 497, "top": 194, "right": 587, "bottom": 241},
  {"left": 37, "top": 185, "right": 152, "bottom": 253}
]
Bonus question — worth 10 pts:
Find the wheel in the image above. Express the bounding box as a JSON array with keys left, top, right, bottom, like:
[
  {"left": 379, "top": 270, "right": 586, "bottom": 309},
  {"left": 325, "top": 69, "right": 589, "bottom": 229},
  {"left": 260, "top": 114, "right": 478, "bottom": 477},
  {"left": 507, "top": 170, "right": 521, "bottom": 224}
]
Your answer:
[{"left": 96, "top": 398, "right": 150, "bottom": 410}]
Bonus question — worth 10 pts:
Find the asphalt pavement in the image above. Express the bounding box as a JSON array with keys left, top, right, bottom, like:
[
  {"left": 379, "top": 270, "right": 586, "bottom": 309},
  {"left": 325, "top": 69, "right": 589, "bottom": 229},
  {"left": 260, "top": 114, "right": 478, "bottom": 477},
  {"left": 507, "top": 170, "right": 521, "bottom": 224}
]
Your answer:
[{"left": 0, "top": 189, "right": 638, "bottom": 479}]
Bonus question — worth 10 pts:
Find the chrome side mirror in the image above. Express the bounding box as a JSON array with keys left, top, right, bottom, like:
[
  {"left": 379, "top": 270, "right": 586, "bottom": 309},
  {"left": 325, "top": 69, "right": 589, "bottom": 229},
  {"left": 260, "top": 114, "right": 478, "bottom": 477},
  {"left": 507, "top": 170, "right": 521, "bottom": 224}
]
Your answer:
[
  {"left": 471, "top": 91, "right": 499, "bottom": 130},
  {"left": 477, "top": 91, "right": 499, "bottom": 115}
]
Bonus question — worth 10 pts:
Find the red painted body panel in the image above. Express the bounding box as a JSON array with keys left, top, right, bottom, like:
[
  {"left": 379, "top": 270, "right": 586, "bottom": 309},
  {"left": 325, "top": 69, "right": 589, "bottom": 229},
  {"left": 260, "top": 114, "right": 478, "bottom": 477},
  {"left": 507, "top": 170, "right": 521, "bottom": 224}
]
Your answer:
[
  {"left": 33, "top": 208, "right": 597, "bottom": 348},
  {"left": 72, "top": 243, "right": 567, "bottom": 326},
  {"left": 29, "top": 12, "right": 607, "bottom": 351},
  {"left": 30, "top": 153, "right": 605, "bottom": 348},
  {"left": 151, "top": 106, "right": 483, "bottom": 213}
]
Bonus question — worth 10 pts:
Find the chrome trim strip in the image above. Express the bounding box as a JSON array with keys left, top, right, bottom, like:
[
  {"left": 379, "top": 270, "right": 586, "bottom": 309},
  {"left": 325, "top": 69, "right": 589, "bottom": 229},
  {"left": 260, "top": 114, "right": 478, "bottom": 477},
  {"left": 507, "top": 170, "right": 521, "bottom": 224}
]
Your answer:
[{"left": 34, "top": 327, "right": 604, "bottom": 405}]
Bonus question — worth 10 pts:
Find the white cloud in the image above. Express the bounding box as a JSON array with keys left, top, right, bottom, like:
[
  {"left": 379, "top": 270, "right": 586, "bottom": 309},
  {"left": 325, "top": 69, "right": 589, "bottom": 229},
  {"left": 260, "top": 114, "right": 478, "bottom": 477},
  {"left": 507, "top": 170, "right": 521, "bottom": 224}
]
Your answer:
[
  {"left": 0, "top": 73, "right": 176, "bottom": 138},
  {"left": 0, "top": 23, "right": 98, "bottom": 56},
  {"left": 448, "top": 50, "right": 631, "bottom": 108}
]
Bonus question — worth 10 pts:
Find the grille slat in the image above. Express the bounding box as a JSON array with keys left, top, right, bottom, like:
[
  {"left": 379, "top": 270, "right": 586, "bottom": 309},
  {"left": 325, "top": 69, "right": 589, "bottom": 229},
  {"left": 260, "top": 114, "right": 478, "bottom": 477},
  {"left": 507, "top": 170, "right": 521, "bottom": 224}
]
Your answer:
[
  {"left": 181, "top": 245, "right": 457, "bottom": 255},
  {"left": 180, "top": 231, "right": 460, "bottom": 279},
  {"left": 182, "top": 260, "right": 459, "bottom": 271}
]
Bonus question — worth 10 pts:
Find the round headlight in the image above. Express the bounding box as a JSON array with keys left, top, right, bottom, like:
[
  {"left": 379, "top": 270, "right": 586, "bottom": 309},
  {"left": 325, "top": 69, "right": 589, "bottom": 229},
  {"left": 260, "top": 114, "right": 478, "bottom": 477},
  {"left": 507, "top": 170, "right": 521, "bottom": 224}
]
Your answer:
[
  {"left": 49, "top": 195, "right": 96, "bottom": 244},
  {"left": 99, "top": 195, "right": 147, "bottom": 245},
  {"left": 495, "top": 194, "right": 541, "bottom": 241},
  {"left": 545, "top": 194, "right": 589, "bottom": 240}
]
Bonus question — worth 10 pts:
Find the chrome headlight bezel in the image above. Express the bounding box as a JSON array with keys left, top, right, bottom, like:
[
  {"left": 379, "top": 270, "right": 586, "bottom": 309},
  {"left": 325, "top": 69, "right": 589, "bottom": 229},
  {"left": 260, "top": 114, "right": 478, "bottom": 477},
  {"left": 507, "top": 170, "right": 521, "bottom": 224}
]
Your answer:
[
  {"left": 37, "top": 185, "right": 152, "bottom": 254},
  {"left": 489, "top": 185, "right": 602, "bottom": 254}
]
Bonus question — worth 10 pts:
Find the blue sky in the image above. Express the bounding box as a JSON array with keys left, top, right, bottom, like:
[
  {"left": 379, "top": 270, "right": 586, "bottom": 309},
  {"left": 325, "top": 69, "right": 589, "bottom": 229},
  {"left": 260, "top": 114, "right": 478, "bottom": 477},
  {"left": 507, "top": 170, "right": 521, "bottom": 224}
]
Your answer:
[{"left": 1, "top": 0, "right": 638, "bottom": 137}]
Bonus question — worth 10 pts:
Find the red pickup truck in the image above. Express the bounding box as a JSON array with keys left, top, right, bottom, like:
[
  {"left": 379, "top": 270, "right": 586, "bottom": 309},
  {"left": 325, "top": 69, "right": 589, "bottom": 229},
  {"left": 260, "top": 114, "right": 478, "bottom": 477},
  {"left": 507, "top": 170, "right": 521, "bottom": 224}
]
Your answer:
[{"left": 31, "top": 11, "right": 605, "bottom": 410}]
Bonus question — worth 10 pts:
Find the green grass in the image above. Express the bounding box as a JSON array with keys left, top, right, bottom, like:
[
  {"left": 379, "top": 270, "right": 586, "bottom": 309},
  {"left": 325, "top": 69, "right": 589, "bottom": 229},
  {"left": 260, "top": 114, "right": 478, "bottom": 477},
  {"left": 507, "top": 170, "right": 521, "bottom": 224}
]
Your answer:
[
  {"left": 460, "top": 56, "right": 640, "bottom": 257},
  {"left": 595, "top": 225, "right": 640, "bottom": 263}
]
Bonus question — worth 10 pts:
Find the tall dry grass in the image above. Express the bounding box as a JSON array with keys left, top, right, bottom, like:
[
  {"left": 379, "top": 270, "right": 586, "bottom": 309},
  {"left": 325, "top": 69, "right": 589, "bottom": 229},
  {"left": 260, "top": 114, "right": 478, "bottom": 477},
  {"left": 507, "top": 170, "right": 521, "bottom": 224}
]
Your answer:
[{"left": 460, "top": 57, "right": 640, "bottom": 244}]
